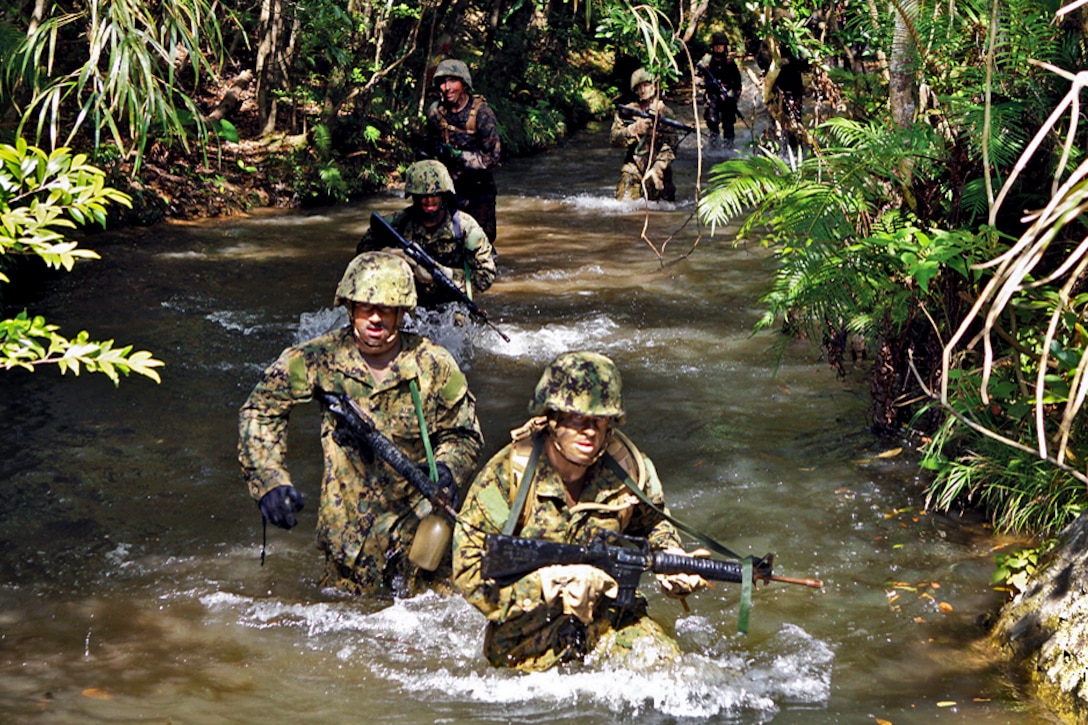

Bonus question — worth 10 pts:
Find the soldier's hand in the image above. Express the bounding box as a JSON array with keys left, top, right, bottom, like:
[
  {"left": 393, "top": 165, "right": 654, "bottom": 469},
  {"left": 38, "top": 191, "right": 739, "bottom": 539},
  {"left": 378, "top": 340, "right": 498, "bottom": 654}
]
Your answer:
[
  {"left": 655, "top": 547, "right": 709, "bottom": 599},
  {"left": 259, "top": 485, "right": 305, "bottom": 530},
  {"left": 539, "top": 564, "right": 618, "bottom": 624},
  {"left": 413, "top": 262, "right": 434, "bottom": 285},
  {"left": 643, "top": 164, "right": 665, "bottom": 192},
  {"left": 419, "top": 461, "right": 459, "bottom": 509},
  {"left": 628, "top": 117, "right": 651, "bottom": 138}
]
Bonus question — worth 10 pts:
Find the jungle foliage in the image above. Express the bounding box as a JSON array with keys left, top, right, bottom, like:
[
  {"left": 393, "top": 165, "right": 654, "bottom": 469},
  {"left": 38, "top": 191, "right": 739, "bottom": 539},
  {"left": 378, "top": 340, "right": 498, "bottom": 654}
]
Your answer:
[
  {"left": 0, "top": 139, "right": 163, "bottom": 384},
  {"left": 699, "top": 0, "right": 1088, "bottom": 536},
  {"left": 3, "top": 0, "right": 1087, "bottom": 536}
]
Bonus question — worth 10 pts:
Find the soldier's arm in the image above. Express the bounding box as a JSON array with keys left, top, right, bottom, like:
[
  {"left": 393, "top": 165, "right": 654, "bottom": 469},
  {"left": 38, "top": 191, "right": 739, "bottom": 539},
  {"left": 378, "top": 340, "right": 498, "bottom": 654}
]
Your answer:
[
  {"left": 463, "top": 216, "right": 497, "bottom": 293},
  {"left": 460, "top": 102, "right": 502, "bottom": 171},
  {"left": 425, "top": 352, "right": 484, "bottom": 487},
  {"left": 610, "top": 110, "right": 636, "bottom": 148},
  {"left": 453, "top": 454, "right": 548, "bottom": 621},
  {"left": 238, "top": 348, "right": 310, "bottom": 500}
]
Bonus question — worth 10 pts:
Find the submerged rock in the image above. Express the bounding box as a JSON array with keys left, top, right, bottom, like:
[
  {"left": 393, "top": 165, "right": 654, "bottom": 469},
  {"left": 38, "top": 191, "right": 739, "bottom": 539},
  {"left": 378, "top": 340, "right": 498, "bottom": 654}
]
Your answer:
[{"left": 991, "top": 514, "right": 1088, "bottom": 723}]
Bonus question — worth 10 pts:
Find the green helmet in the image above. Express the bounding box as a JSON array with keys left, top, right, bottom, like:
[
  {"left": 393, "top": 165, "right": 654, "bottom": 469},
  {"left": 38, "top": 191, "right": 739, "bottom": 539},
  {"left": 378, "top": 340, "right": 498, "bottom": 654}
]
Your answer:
[
  {"left": 404, "top": 159, "right": 455, "bottom": 197},
  {"left": 334, "top": 251, "right": 417, "bottom": 308},
  {"left": 528, "top": 351, "right": 624, "bottom": 420},
  {"left": 630, "top": 67, "right": 654, "bottom": 92},
  {"left": 711, "top": 32, "right": 728, "bottom": 48},
  {"left": 433, "top": 59, "right": 472, "bottom": 89}
]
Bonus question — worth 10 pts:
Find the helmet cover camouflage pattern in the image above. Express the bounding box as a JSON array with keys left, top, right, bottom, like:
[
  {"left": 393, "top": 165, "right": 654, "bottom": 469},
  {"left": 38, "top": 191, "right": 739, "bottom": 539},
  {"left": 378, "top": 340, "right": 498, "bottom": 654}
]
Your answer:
[
  {"left": 433, "top": 59, "right": 472, "bottom": 89},
  {"left": 334, "top": 251, "right": 417, "bottom": 308},
  {"left": 630, "top": 67, "right": 655, "bottom": 92},
  {"left": 528, "top": 351, "right": 624, "bottom": 420},
  {"left": 404, "top": 159, "right": 455, "bottom": 197}
]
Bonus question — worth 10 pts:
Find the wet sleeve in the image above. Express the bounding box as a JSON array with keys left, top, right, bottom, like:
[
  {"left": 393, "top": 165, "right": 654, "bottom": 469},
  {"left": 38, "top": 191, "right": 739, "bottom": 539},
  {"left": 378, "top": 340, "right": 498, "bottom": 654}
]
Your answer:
[
  {"left": 425, "top": 350, "right": 484, "bottom": 487},
  {"left": 453, "top": 453, "right": 546, "bottom": 622},
  {"left": 464, "top": 217, "right": 496, "bottom": 293},
  {"left": 610, "top": 110, "right": 633, "bottom": 148},
  {"left": 728, "top": 61, "right": 743, "bottom": 95},
  {"left": 237, "top": 347, "right": 311, "bottom": 500}
]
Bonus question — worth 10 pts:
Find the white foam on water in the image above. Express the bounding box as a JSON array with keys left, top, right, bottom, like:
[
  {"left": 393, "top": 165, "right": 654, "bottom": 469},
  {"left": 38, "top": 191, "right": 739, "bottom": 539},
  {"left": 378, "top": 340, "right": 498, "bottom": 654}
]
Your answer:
[
  {"left": 197, "top": 589, "right": 831, "bottom": 719},
  {"left": 562, "top": 193, "right": 684, "bottom": 214},
  {"left": 206, "top": 309, "right": 283, "bottom": 336},
  {"left": 523, "top": 264, "right": 607, "bottom": 282},
  {"left": 474, "top": 314, "right": 623, "bottom": 363},
  {"left": 296, "top": 307, "right": 347, "bottom": 343}
]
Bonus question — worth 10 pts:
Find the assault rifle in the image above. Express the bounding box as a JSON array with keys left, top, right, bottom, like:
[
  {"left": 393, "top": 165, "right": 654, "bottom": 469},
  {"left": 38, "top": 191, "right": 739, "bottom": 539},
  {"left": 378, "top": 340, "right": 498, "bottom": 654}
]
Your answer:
[
  {"left": 697, "top": 63, "right": 750, "bottom": 131},
  {"left": 696, "top": 62, "right": 736, "bottom": 103},
  {"left": 615, "top": 104, "right": 696, "bottom": 134},
  {"left": 370, "top": 212, "right": 510, "bottom": 342},
  {"left": 481, "top": 531, "right": 822, "bottom": 609},
  {"left": 315, "top": 387, "right": 457, "bottom": 517}
]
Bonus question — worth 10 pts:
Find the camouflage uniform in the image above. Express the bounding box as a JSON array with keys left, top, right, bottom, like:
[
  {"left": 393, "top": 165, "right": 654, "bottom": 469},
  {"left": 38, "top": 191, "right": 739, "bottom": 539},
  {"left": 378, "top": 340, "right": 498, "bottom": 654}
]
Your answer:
[
  {"left": 609, "top": 97, "right": 680, "bottom": 202},
  {"left": 239, "top": 255, "right": 484, "bottom": 597},
  {"left": 425, "top": 60, "right": 502, "bottom": 243},
  {"left": 699, "top": 34, "right": 743, "bottom": 143},
  {"left": 453, "top": 352, "right": 684, "bottom": 671},
  {"left": 357, "top": 207, "right": 496, "bottom": 309}
]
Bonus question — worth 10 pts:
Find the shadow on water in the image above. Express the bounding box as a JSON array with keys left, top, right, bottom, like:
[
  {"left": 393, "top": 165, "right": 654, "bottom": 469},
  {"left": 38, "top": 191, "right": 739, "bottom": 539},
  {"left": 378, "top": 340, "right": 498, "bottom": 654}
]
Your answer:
[{"left": 0, "top": 124, "right": 1048, "bottom": 723}]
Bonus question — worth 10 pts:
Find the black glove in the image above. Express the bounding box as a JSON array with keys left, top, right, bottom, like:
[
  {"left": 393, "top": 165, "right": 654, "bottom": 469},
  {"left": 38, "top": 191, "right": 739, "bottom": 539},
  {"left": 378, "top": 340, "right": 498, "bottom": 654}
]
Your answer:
[
  {"left": 419, "top": 461, "right": 459, "bottom": 509},
  {"left": 259, "top": 485, "right": 305, "bottom": 529}
]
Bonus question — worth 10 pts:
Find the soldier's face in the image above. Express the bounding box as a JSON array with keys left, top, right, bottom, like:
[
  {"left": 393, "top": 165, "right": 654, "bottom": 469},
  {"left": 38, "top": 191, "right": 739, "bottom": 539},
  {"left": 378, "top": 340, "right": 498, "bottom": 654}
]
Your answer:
[
  {"left": 416, "top": 194, "right": 444, "bottom": 223},
  {"left": 635, "top": 81, "right": 656, "bottom": 103},
  {"left": 712, "top": 43, "right": 726, "bottom": 55},
  {"left": 350, "top": 303, "right": 404, "bottom": 359},
  {"left": 438, "top": 77, "right": 467, "bottom": 105},
  {"left": 550, "top": 412, "right": 610, "bottom": 467}
]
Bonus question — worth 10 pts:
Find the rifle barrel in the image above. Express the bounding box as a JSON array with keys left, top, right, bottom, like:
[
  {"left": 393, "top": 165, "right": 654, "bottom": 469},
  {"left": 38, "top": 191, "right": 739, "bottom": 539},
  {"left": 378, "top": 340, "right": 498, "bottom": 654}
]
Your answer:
[{"left": 763, "top": 574, "right": 824, "bottom": 588}]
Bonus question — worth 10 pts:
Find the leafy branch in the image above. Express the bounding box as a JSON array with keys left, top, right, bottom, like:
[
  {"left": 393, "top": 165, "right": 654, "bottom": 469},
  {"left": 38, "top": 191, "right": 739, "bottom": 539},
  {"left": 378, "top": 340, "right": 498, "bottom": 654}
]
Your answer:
[{"left": 0, "top": 138, "right": 163, "bottom": 385}]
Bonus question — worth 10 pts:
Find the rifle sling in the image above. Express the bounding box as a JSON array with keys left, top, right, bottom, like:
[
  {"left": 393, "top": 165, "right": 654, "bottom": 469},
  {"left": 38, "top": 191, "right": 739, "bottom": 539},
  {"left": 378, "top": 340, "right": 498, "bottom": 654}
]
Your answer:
[
  {"left": 602, "top": 448, "right": 758, "bottom": 634},
  {"left": 502, "top": 433, "right": 544, "bottom": 536},
  {"left": 409, "top": 379, "right": 438, "bottom": 483}
]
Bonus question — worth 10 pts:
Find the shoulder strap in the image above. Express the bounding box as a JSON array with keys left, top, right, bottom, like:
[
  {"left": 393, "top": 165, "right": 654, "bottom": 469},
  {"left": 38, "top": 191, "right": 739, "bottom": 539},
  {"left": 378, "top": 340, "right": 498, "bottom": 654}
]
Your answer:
[{"left": 502, "top": 433, "right": 544, "bottom": 536}]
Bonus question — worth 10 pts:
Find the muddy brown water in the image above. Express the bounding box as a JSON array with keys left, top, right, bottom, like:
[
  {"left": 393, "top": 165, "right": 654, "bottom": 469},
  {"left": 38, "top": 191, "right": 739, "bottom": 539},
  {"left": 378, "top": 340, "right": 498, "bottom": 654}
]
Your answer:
[{"left": 0, "top": 123, "right": 1049, "bottom": 723}]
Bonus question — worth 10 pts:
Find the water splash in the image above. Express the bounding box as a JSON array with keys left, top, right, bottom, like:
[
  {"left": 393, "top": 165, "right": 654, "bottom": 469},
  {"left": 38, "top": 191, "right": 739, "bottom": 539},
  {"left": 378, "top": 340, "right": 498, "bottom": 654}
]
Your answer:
[
  {"left": 296, "top": 307, "right": 347, "bottom": 343},
  {"left": 562, "top": 193, "right": 685, "bottom": 214},
  {"left": 198, "top": 589, "right": 831, "bottom": 720}
]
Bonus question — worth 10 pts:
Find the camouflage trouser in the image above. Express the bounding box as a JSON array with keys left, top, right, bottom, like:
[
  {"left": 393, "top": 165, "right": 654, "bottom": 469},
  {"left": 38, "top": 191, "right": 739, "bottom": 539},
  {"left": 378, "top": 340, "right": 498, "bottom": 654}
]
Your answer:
[
  {"left": 320, "top": 551, "right": 454, "bottom": 598},
  {"left": 615, "top": 161, "right": 675, "bottom": 202},
  {"left": 483, "top": 597, "right": 682, "bottom": 671}
]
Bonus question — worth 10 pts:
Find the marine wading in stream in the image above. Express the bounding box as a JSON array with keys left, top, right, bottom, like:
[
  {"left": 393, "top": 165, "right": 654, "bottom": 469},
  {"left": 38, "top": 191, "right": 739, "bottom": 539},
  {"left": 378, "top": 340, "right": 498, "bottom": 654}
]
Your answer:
[
  {"left": 4, "top": 3, "right": 1087, "bottom": 720},
  {"left": 0, "top": 124, "right": 1054, "bottom": 723}
]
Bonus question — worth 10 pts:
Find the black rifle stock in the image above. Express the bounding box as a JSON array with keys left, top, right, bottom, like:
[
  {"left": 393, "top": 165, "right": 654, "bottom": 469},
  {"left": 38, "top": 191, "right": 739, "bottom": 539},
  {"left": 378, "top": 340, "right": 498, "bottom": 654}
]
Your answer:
[
  {"left": 615, "top": 104, "right": 696, "bottom": 134},
  {"left": 369, "top": 212, "right": 510, "bottom": 342},
  {"left": 481, "top": 532, "right": 791, "bottom": 609},
  {"left": 315, "top": 388, "right": 457, "bottom": 517}
]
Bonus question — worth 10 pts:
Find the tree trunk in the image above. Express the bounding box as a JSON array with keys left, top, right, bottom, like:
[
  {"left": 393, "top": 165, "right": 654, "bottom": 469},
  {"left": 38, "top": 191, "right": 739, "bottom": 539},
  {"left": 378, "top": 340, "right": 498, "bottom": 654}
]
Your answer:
[
  {"left": 207, "top": 70, "right": 254, "bottom": 122},
  {"left": 679, "top": 0, "right": 711, "bottom": 44},
  {"left": 256, "top": 0, "right": 287, "bottom": 135},
  {"left": 889, "top": 0, "right": 918, "bottom": 128}
]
